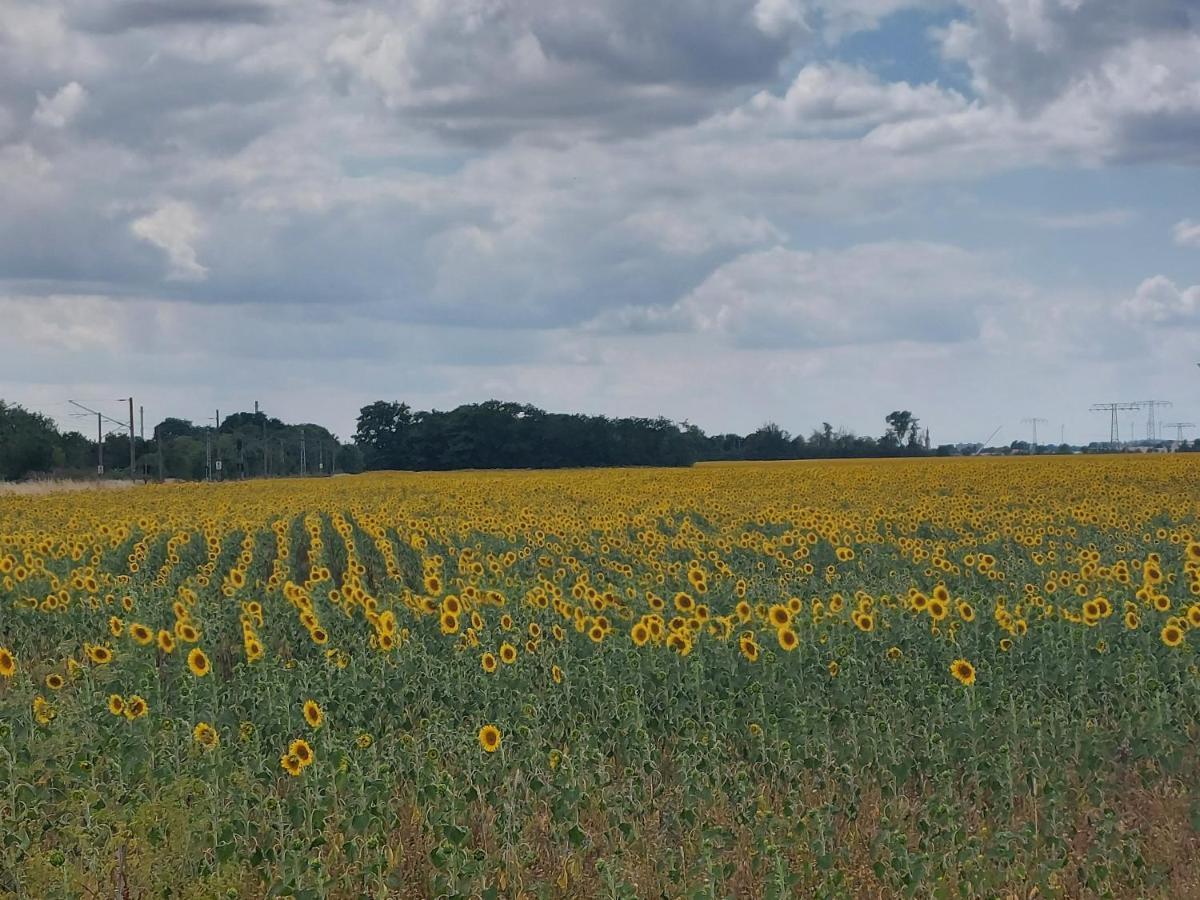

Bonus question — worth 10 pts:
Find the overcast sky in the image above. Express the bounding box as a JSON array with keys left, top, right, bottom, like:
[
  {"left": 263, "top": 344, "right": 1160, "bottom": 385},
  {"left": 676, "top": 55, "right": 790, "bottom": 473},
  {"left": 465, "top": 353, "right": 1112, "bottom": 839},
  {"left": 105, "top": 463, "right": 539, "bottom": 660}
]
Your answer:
[{"left": 2, "top": 0, "right": 1198, "bottom": 445}]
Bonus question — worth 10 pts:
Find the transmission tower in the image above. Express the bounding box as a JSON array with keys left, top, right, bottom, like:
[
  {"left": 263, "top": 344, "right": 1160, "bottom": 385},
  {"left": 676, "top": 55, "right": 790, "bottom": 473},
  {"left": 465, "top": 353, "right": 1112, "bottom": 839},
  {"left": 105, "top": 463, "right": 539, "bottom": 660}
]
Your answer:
[
  {"left": 1090, "top": 403, "right": 1141, "bottom": 450},
  {"left": 1133, "top": 400, "right": 1172, "bottom": 441},
  {"left": 1021, "top": 417, "right": 1048, "bottom": 454},
  {"left": 1163, "top": 422, "right": 1195, "bottom": 443}
]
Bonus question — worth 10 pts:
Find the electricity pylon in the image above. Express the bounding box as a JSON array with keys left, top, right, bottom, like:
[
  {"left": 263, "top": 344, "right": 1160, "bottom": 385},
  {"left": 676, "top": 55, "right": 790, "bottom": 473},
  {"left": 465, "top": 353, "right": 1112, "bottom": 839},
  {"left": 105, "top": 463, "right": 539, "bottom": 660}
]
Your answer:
[
  {"left": 1163, "top": 422, "right": 1194, "bottom": 443},
  {"left": 1133, "top": 400, "right": 1172, "bottom": 441},
  {"left": 1090, "top": 403, "right": 1141, "bottom": 450},
  {"left": 1021, "top": 417, "right": 1048, "bottom": 454}
]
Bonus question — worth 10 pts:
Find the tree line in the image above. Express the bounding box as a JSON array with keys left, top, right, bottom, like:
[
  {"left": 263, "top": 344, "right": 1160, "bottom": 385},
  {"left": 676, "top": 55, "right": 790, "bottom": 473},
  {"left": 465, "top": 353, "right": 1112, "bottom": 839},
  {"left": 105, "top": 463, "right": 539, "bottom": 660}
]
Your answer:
[
  {"left": 0, "top": 401, "right": 361, "bottom": 481},
  {"left": 352, "top": 401, "right": 942, "bottom": 470},
  {"left": 7, "top": 396, "right": 1192, "bottom": 482}
]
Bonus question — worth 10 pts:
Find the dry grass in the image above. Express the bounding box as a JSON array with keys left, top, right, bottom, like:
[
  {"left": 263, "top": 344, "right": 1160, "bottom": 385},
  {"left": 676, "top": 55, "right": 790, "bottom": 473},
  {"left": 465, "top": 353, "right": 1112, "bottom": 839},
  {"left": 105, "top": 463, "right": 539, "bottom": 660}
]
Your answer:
[{"left": 0, "top": 478, "right": 140, "bottom": 496}]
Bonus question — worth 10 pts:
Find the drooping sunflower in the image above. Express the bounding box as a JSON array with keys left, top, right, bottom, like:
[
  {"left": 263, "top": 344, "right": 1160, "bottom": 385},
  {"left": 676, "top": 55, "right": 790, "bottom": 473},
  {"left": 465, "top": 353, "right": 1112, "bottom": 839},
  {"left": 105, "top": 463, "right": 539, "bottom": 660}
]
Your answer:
[
  {"left": 125, "top": 695, "right": 148, "bottom": 720},
  {"left": 193, "top": 722, "right": 219, "bottom": 749},
  {"left": 478, "top": 724, "right": 502, "bottom": 753},
  {"left": 950, "top": 658, "right": 976, "bottom": 686},
  {"left": 886, "top": 646, "right": 902, "bottom": 661},
  {"left": 0, "top": 647, "right": 15, "bottom": 678},
  {"left": 551, "top": 664, "right": 563, "bottom": 685},
  {"left": 302, "top": 700, "right": 324, "bottom": 729},
  {"left": 186, "top": 648, "right": 211, "bottom": 677}
]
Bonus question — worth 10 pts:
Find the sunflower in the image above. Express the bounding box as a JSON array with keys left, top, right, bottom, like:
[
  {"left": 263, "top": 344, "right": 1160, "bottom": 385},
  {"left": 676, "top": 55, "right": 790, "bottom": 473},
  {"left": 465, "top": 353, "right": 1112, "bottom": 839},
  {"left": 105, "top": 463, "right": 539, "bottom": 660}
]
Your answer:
[
  {"left": 176, "top": 622, "right": 200, "bottom": 643},
  {"left": 950, "top": 658, "right": 976, "bottom": 686},
  {"left": 1161, "top": 624, "right": 1185, "bottom": 648},
  {"left": 739, "top": 638, "right": 760, "bottom": 663},
  {"left": 45, "top": 672, "right": 65, "bottom": 691},
  {"left": 107, "top": 694, "right": 125, "bottom": 716},
  {"left": 289, "top": 738, "right": 314, "bottom": 766},
  {"left": 551, "top": 664, "right": 563, "bottom": 685},
  {"left": 129, "top": 623, "right": 154, "bottom": 645},
  {"left": 886, "top": 646, "right": 902, "bottom": 661},
  {"left": 302, "top": 700, "right": 324, "bottom": 729},
  {"left": 32, "top": 695, "right": 55, "bottom": 726},
  {"left": 108, "top": 616, "right": 125, "bottom": 637},
  {"left": 768, "top": 604, "right": 791, "bottom": 628},
  {"left": 356, "top": 733, "right": 372, "bottom": 749},
  {"left": 125, "top": 695, "right": 148, "bottom": 720},
  {"left": 631, "top": 623, "right": 650, "bottom": 646},
  {"left": 186, "top": 648, "right": 211, "bottom": 677},
  {"left": 439, "top": 611, "right": 460, "bottom": 635},
  {"left": 1124, "top": 611, "right": 1140, "bottom": 630},
  {"left": 855, "top": 612, "right": 875, "bottom": 633},
  {"left": 478, "top": 724, "right": 502, "bottom": 753},
  {"left": 157, "top": 630, "right": 176, "bottom": 653},
  {"left": 999, "top": 638, "right": 1013, "bottom": 652},
  {"left": 827, "top": 660, "right": 839, "bottom": 677},
  {"left": 0, "top": 647, "right": 15, "bottom": 679},
  {"left": 280, "top": 753, "right": 304, "bottom": 776},
  {"left": 776, "top": 627, "right": 799, "bottom": 651},
  {"left": 86, "top": 644, "right": 114, "bottom": 665},
  {"left": 499, "top": 642, "right": 518, "bottom": 664},
  {"left": 193, "top": 722, "right": 219, "bottom": 749},
  {"left": 928, "top": 599, "right": 948, "bottom": 621},
  {"left": 481, "top": 652, "right": 498, "bottom": 673}
]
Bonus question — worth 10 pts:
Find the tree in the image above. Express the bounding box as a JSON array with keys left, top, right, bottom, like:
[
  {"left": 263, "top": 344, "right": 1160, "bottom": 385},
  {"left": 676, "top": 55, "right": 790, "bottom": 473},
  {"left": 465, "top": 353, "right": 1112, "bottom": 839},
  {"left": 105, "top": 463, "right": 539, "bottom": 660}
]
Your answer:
[
  {"left": 355, "top": 401, "right": 413, "bottom": 469},
  {"left": 885, "top": 411, "right": 916, "bottom": 445},
  {"left": 0, "top": 401, "right": 59, "bottom": 480}
]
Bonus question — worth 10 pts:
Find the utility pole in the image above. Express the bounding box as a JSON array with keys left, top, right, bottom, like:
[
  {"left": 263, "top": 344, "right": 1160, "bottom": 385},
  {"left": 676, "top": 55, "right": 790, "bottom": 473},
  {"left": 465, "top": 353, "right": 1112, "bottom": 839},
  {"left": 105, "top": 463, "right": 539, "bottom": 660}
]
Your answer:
[
  {"left": 69, "top": 400, "right": 126, "bottom": 478},
  {"left": 1021, "top": 417, "right": 1047, "bottom": 454},
  {"left": 127, "top": 398, "right": 135, "bottom": 480},
  {"left": 139, "top": 405, "right": 145, "bottom": 476},
  {"left": 155, "top": 423, "right": 164, "bottom": 481},
  {"left": 1133, "top": 400, "right": 1172, "bottom": 443}
]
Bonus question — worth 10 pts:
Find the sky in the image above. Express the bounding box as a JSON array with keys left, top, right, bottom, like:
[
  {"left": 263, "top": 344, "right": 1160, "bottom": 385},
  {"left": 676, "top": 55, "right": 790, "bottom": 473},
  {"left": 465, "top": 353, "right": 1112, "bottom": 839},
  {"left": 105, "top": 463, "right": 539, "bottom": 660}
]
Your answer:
[{"left": 1, "top": 0, "right": 1198, "bottom": 447}]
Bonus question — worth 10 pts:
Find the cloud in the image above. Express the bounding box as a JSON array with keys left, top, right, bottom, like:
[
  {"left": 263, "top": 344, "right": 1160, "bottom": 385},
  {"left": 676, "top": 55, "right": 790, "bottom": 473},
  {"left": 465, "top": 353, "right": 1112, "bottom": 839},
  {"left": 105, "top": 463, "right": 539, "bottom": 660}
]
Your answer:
[
  {"left": 937, "top": 1, "right": 1200, "bottom": 163},
  {"left": 1173, "top": 219, "right": 1200, "bottom": 248},
  {"left": 324, "top": 0, "right": 815, "bottom": 143},
  {"left": 1118, "top": 275, "right": 1200, "bottom": 325},
  {"left": 130, "top": 202, "right": 208, "bottom": 281},
  {"left": 32, "top": 81, "right": 87, "bottom": 127},
  {"left": 728, "top": 63, "right": 969, "bottom": 136},
  {"left": 590, "top": 241, "right": 1015, "bottom": 349}
]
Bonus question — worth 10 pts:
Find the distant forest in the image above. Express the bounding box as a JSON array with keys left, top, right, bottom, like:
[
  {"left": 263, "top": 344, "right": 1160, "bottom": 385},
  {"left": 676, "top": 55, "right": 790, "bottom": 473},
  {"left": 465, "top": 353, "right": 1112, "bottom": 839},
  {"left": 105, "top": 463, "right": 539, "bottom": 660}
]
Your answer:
[{"left": 3, "top": 397, "right": 1189, "bottom": 482}]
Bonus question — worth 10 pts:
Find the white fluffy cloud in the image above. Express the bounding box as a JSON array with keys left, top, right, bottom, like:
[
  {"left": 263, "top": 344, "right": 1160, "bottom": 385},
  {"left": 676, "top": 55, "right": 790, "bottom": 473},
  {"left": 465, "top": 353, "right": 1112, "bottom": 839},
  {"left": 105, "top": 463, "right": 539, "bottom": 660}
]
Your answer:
[
  {"left": 1174, "top": 219, "right": 1200, "bottom": 248},
  {"left": 32, "top": 81, "right": 87, "bottom": 127},
  {"left": 130, "top": 202, "right": 208, "bottom": 281},
  {"left": 1119, "top": 275, "right": 1200, "bottom": 325}
]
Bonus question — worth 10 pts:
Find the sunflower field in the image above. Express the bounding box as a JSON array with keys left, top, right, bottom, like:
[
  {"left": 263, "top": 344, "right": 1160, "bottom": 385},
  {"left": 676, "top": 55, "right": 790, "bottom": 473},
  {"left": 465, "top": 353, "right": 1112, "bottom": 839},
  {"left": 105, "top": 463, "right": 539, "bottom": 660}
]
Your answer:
[{"left": 1, "top": 456, "right": 1199, "bottom": 898}]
